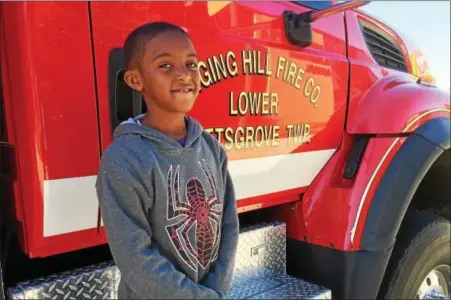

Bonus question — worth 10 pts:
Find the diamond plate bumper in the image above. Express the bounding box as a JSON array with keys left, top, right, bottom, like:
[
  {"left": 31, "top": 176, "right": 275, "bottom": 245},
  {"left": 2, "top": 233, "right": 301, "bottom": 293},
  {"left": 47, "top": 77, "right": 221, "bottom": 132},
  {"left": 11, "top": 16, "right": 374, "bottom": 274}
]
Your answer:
[
  {"left": 7, "top": 261, "right": 119, "bottom": 299},
  {"left": 7, "top": 222, "right": 331, "bottom": 299}
]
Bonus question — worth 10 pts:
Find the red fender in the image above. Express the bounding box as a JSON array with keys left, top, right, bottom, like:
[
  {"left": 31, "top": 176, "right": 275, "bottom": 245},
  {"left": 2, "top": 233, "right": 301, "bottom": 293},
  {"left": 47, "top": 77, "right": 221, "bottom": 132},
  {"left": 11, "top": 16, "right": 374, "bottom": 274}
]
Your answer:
[
  {"left": 277, "top": 73, "right": 450, "bottom": 252},
  {"left": 347, "top": 73, "right": 450, "bottom": 135}
]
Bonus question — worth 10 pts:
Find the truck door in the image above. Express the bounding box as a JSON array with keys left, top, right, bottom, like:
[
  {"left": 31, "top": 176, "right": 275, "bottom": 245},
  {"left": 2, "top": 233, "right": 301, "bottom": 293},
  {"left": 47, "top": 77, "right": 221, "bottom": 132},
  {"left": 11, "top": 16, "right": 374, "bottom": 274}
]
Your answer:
[{"left": 89, "top": 1, "right": 348, "bottom": 212}]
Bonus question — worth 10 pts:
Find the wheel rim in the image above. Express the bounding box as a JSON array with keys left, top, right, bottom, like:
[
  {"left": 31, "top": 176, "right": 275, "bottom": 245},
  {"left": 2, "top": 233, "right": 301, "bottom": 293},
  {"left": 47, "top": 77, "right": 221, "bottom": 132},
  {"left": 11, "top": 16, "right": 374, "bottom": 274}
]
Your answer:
[{"left": 416, "top": 264, "right": 450, "bottom": 299}]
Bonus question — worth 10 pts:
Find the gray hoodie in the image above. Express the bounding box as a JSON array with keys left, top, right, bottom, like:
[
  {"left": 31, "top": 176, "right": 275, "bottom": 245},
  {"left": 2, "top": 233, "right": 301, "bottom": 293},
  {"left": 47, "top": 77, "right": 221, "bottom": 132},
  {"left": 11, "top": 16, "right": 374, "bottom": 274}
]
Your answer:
[{"left": 95, "top": 114, "right": 239, "bottom": 299}]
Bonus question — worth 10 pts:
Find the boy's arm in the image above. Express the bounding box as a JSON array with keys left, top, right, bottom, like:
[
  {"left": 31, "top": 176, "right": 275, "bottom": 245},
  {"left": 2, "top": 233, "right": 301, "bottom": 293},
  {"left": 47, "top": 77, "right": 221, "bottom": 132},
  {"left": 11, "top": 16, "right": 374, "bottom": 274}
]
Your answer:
[
  {"left": 96, "top": 152, "right": 221, "bottom": 299},
  {"left": 202, "top": 151, "right": 239, "bottom": 295}
]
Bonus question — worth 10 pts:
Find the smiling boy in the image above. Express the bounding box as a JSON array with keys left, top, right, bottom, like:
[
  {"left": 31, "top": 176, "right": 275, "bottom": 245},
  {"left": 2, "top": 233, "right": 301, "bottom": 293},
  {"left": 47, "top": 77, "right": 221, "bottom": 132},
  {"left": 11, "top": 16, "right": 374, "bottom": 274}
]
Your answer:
[{"left": 95, "top": 22, "right": 239, "bottom": 299}]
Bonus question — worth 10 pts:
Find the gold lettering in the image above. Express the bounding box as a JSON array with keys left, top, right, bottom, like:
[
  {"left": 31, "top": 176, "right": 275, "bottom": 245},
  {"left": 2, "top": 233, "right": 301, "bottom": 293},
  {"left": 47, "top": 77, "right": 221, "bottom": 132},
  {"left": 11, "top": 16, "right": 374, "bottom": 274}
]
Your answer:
[
  {"left": 253, "top": 50, "right": 258, "bottom": 75},
  {"left": 199, "top": 52, "right": 240, "bottom": 89},
  {"left": 242, "top": 50, "right": 253, "bottom": 74},
  {"left": 272, "top": 125, "right": 280, "bottom": 147},
  {"left": 248, "top": 92, "right": 261, "bottom": 116},
  {"left": 235, "top": 127, "right": 245, "bottom": 149},
  {"left": 275, "top": 56, "right": 308, "bottom": 88},
  {"left": 286, "top": 124, "right": 293, "bottom": 141},
  {"left": 254, "top": 126, "right": 264, "bottom": 148},
  {"left": 294, "top": 68, "right": 305, "bottom": 89},
  {"left": 207, "top": 57, "right": 218, "bottom": 82},
  {"left": 304, "top": 77, "right": 315, "bottom": 97},
  {"left": 283, "top": 61, "right": 289, "bottom": 81},
  {"left": 271, "top": 93, "right": 279, "bottom": 115},
  {"left": 246, "top": 127, "right": 254, "bottom": 148},
  {"left": 240, "top": 50, "right": 272, "bottom": 76},
  {"left": 286, "top": 124, "right": 311, "bottom": 145},
  {"left": 287, "top": 62, "right": 297, "bottom": 86},
  {"left": 276, "top": 56, "right": 286, "bottom": 79},
  {"left": 198, "top": 61, "right": 213, "bottom": 87},
  {"left": 229, "top": 91, "right": 279, "bottom": 116},
  {"left": 304, "top": 77, "right": 321, "bottom": 107},
  {"left": 265, "top": 52, "right": 273, "bottom": 76},
  {"left": 208, "top": 125, "right": 280, "bottom": 150},
  {"left": 303, "top": 124, "right": 311, "bottom": 144},
  {"left": 224, "top": 127, "right": 234, "bottom": 151},
  {"left": 226, "top": 51, "right": 238, "bottom": 76},
  {"left": 293, "top": 125, "right": 304, "bottom": 144},
  {"left": 213, "top": 54, "right": 227, "bottom": 80},
  {"left": 238, "top": 92, "right": 248, "bottom": 116},
  {"left": 257, "top": 51, "right": 265, "bottom": 75},
  {"left": 261, "top": 93, "right": 269, "bottom": 115},
  {"left": 229, "top": 91, "right": 238, "bottom": 116},
  {"left": 311, "top": 86, "right": 320, "bottom": 107}
]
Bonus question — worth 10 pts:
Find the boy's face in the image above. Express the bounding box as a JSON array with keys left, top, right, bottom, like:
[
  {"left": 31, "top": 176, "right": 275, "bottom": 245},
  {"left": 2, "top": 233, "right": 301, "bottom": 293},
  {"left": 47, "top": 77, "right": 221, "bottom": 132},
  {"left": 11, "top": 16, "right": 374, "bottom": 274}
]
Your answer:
[{"left": 124, "top": 31, "right": 200, "bottom": 114}]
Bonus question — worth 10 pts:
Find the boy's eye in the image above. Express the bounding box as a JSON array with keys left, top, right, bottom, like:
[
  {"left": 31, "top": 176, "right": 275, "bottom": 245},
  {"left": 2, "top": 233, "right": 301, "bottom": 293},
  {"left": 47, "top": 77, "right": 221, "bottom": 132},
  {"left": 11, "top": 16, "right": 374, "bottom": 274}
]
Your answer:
[
  {"left": 187, "top": 62, "right": 198, "bottom": 68},
  {"left": 159, "top": 63, "right": 171, "bottom": 69}
]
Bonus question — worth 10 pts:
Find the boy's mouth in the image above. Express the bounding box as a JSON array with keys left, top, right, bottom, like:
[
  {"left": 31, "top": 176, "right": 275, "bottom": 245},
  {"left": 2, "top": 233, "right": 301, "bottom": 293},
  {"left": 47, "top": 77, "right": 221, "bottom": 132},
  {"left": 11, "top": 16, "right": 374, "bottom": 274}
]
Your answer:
[{"left": 172, "top": 87, "right": 195, "bottom": 93}]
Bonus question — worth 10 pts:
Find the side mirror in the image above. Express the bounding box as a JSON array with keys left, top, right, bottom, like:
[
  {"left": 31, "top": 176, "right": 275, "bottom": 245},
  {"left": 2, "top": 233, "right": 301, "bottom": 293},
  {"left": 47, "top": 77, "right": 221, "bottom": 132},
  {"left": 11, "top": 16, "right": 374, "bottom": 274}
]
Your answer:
[{"left": 283, "top": 1, "right": 371, "bottom": 47}]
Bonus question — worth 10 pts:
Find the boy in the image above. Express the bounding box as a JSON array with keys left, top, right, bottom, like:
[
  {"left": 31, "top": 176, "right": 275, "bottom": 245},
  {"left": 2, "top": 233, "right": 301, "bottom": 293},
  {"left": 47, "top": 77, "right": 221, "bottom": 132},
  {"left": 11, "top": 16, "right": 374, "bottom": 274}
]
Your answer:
[{"left": 96, "top": 22, "right": 239, "bottom": 299}]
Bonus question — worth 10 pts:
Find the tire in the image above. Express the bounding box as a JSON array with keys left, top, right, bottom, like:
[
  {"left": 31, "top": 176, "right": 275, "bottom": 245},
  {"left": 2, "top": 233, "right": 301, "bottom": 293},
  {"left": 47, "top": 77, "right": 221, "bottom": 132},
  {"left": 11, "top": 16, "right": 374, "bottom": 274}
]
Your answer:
[{"left": 379, "top": 210, "right": 450, "bottom": 299}]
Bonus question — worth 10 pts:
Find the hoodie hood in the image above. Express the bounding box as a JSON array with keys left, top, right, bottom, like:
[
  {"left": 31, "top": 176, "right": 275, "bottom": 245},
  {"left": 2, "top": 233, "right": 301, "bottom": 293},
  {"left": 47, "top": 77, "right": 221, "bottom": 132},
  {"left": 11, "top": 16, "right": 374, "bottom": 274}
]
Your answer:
[{"left": 113, "top": 113, "right": 205, "bottom": 149}]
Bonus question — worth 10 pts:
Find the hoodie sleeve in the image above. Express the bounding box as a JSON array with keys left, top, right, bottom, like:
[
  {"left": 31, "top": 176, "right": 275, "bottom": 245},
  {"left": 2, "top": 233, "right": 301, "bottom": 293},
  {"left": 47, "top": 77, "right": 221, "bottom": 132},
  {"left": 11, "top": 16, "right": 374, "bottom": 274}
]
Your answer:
[
  {"left": 201, "top": 149, "right": 239, "bottom": 296},
  {"left": 96, "top": 150, "right": 221, "bottom": 299}
]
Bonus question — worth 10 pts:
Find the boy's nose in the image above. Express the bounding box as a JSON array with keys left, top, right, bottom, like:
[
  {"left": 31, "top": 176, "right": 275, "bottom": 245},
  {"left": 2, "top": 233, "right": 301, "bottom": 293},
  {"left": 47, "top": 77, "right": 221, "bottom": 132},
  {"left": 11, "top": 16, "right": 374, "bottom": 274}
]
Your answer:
[
  {"left": 174, "top": 65, "right": 192, "bottom": 81},
  {"left": 176, "top": 73, "right": 191, "bottom": 82}
]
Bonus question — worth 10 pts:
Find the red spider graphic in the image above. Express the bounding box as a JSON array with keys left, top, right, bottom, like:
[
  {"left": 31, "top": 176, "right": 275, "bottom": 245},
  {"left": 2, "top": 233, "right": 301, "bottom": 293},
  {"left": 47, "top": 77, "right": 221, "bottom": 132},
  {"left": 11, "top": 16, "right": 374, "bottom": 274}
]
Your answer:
[{"left": 165, "top": 160, "right": 222, "bottom": 271}]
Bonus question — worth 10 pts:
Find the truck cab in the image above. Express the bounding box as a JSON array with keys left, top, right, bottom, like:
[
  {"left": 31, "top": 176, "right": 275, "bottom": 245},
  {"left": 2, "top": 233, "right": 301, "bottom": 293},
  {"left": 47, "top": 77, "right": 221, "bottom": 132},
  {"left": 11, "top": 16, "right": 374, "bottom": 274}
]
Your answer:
[{"left": 0, "top": 1, "right": 449, "bottom": 299}]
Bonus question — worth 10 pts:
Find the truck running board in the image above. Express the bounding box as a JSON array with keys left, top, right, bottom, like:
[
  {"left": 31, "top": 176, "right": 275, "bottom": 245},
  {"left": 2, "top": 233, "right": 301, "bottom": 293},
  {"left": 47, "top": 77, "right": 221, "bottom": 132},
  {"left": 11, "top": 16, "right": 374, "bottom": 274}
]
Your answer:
[{"left": 7, "top": 222, "right": 331, "bottom": 299}]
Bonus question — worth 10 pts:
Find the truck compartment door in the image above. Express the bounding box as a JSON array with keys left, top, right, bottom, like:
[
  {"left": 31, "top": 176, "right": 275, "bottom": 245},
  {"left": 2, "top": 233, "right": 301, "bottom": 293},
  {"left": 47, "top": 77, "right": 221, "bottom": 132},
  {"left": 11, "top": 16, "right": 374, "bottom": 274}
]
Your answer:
[{"left": 89, "top": 1, "right": 348, "bottom": 219}]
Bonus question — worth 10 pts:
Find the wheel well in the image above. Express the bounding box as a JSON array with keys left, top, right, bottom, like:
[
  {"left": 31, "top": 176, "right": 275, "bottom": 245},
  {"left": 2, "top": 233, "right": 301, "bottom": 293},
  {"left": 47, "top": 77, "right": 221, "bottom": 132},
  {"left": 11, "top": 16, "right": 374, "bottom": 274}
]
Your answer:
[
  {"left": 378, "top": 149, "right": 450, "bottom": 299},
  {"left": 408, "top": 148, "right": 451, "bottom": 220}
]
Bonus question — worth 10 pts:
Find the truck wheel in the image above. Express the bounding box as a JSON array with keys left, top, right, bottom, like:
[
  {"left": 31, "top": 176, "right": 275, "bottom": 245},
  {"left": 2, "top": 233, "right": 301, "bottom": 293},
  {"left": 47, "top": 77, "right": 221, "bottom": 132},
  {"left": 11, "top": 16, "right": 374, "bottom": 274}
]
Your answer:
[{"left": 380, "top": 210, "right": 450, "bottom": 299}]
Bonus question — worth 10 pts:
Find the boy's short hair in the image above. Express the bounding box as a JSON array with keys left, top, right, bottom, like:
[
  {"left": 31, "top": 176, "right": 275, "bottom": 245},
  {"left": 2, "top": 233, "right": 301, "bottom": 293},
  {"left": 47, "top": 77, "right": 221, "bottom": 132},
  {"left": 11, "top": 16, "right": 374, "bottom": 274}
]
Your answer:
[{"left": 123, "top": 22, "right": 188, "bottom": 70}]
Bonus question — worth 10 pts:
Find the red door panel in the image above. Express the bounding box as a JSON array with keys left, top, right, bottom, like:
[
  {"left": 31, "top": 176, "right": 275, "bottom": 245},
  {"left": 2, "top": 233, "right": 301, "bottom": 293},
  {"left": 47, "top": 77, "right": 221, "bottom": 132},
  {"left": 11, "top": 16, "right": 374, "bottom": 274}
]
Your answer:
[{"left": 89, "top": 1, "right": 348, "bottom": 223}]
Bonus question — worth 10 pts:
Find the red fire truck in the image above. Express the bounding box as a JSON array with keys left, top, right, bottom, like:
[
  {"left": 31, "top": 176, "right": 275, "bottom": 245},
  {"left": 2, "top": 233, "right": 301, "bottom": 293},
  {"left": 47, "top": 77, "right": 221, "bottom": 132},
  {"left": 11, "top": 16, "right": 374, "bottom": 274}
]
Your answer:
[{"left": 0, "top": 1, "right": 449, "bottom": 299}]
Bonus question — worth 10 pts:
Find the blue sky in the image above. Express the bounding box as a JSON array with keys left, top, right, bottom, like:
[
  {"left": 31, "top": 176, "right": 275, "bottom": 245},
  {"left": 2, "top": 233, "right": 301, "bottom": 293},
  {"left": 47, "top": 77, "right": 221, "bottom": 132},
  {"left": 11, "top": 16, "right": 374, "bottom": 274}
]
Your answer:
[{"left": 361, "top": 1, "right": 450, "bottom": 91}]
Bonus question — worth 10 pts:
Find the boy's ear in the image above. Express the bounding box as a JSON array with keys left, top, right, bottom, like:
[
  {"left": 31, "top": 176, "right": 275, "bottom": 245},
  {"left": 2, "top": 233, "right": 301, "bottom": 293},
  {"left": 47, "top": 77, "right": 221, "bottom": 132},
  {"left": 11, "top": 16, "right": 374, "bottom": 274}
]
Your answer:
[{"left": 123, "top": 70, "right": 144, "bottom": 92}]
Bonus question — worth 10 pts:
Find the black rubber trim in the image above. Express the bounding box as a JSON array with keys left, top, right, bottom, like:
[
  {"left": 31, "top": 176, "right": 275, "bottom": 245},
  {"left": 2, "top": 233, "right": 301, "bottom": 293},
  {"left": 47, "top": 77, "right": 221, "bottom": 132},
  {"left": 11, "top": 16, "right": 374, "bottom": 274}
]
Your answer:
[
  {"left": 108, "top": 48, "right": 144, "bottom": 131},
  {"left": 415, "top": 117, "right": 450, "bottom": 150},
  {"left": 343, "top": 136, "right": 369, "bottom": 179},
  {"left": 361, "top": 117, "right": 450, "bottom": 251},
  {"left": 286, "top": 238, "right": 394, "bottom": 299},
  {"left": 108, "top": 47, "right": 125, "bottom": 131}
]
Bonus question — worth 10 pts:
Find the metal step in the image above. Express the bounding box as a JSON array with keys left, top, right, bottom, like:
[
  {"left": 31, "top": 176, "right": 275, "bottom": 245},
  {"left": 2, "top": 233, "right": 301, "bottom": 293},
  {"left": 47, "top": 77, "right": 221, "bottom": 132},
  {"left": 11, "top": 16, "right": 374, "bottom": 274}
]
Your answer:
[
  {"left": 7, "top": 222, "right": 331, "bottom": 299},
  {"left": 228, "top": 222, "right": 331, "bottom": 299}
]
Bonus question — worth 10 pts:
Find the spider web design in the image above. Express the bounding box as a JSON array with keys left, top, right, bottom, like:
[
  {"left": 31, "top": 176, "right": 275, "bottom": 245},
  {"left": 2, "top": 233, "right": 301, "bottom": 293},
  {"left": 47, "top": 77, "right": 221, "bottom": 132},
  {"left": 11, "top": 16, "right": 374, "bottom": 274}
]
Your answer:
[{"left": 165, "top": 160, "right": 222, "bottom": 272}]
